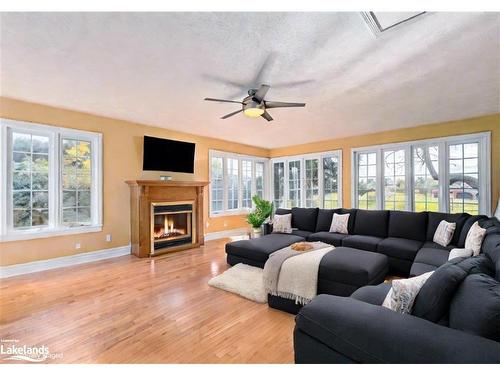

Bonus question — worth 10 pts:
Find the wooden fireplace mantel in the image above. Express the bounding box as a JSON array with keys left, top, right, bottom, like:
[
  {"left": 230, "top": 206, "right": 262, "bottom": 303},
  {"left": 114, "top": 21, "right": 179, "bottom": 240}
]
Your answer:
[
  {"left": 126, "top": 180, "right": 210, "bottom": 188},
  {"left": 126, "top": 180, "right": 209, "bottom": 258}
]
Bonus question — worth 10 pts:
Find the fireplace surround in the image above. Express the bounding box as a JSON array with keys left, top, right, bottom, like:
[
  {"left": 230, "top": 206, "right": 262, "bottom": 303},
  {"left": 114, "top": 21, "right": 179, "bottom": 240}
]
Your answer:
[
  {"left": 151, "top": 201, "right": 195, "bottom": 252},
  {"left": 126, "top": 180, "right": 209, "bottom": 257}
]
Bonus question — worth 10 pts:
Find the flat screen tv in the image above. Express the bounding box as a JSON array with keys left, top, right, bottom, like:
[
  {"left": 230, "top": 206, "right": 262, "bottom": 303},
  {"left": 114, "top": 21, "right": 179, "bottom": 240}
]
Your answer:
[{"left": 142, "top": 136, "right": 195, "bottom": 173}]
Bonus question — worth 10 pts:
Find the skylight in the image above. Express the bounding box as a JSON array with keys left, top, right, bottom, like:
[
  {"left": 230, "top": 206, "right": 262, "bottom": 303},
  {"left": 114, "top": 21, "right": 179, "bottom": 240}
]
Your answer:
[{"left": 362, "top": 12, "right": 426, "bottom": 35}]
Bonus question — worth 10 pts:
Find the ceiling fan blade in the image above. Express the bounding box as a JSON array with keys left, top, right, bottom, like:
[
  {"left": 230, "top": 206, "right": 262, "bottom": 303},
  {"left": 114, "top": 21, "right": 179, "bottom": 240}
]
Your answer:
[
  {"left": 261, "top": 111, "right": 273, "bottom": 122},
  {"left": 202, "top": 74, "right": 247, "bottom": 89},
  {"left": 253, "top": 84, "right": 270, "bottom": 103},
  {"left": 265, "top": 101, "right": 306, "bottom": 108},
  {"left": 205, "top": 98, "right": 243, "bottom": 104},
  {"left": 221, "top": 108, "right": 244, "bottom": 119},
  {"left": 271, "top": 79, "right": 314, "bottom": 89},
  {"left": 253, "top": 53, "right": 276, "bottom": 86}
]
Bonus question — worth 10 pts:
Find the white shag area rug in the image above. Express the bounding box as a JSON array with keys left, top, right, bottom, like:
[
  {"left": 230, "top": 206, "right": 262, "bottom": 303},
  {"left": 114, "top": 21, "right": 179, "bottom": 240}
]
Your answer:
[{"left": 208, "top": 263, "right": 267, "bottom": 303}]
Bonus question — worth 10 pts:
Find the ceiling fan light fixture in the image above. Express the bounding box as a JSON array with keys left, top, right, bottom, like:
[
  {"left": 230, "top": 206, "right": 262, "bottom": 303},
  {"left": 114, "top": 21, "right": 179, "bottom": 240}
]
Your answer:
[
  {"left": 244, "top": 107, "right": 265, "bottom": 118},
  {"left": 243, "top": 101, "right": 264, "bottom": 118}
]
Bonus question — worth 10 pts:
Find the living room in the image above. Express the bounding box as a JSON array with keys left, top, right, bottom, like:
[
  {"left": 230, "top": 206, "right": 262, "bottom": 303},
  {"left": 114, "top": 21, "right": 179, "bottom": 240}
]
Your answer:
[{"left": 1, "top": 1, "right": 499, "bottom": 371}]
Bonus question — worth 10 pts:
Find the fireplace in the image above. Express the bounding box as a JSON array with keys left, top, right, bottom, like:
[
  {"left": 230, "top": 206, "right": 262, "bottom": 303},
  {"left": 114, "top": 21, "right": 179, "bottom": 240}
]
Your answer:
[
  {"left": 151, "top": 201, "right": 195, "bottom": 254},
  {"left": 126, "top": 180, "right": 208, "bottom": 258}
]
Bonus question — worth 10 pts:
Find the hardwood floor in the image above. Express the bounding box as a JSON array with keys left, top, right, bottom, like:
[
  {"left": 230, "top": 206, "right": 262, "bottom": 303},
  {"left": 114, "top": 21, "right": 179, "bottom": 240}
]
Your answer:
[{"left": 0, "top": 239, "right": 295, "bottom": 363}]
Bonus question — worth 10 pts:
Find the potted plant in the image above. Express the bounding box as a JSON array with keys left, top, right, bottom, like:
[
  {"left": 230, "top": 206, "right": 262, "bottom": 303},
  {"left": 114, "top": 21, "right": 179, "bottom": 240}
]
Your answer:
[{"left": 246, "top": 195, "right": 273, "bottom": 238}]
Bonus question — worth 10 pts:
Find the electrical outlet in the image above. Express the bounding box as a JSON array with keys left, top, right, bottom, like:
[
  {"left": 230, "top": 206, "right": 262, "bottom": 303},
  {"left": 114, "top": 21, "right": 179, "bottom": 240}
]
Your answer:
[
  {"left": 75, "top": 243, "right": 81, "bottom": 250},
  {"left": 106, "top": 234, "right": 112, "bottom": 242}
]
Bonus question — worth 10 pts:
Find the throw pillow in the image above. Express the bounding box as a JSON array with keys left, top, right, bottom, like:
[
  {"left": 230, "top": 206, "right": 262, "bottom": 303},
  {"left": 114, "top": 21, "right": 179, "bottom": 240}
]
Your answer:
[
  {"left": 382, "top": 271, "right": 434, "bottom": 314},
  {"left": 329, "top": 213, "right": 350, "bottom": 234},
  {"left": 412, "top": 259, "right": 468, "bottom": 323},
  {"left": 464, "top": 221, "right": 487, "bottom": 256},
  {"left": 448, "top": 248, "right": 474, "bottom": 261},
  {"left": 272, "top": 214, "right": 292, "bottom": 234},
  {"left": 433, "top": 220, "right": 456, "bottom": 247}
]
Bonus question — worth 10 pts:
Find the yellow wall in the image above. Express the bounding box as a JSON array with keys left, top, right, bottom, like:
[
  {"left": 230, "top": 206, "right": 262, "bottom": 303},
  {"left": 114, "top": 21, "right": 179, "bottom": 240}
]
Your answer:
[
  {"left": 1, "top": 96, "right": 498, "bottom": 266},
  {"left": 0, "top": 97, "right": 268, "bottom": 266},
  {"left": 270, "top": 114, "right": 500, "bottom": 211}
]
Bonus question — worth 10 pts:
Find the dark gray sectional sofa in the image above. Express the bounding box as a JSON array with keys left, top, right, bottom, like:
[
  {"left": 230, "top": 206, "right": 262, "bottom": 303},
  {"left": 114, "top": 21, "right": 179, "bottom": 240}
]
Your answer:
[
  {"left": 226, "top": 207, "right": 492, "bottom": 276},
  {"left": 225, "top": 207, "right": 500, "bottom": 363}
]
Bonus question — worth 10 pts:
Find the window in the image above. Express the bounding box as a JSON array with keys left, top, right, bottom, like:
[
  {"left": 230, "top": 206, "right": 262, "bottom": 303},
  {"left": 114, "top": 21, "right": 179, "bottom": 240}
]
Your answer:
[
  {"left": 356, "top": 152, "right": 377, "bottom": 209},
  {"left": 273, "top": 162, "right": 285, "bottom": 209},
  {"left": 305, "top": 159, "right": 319, "bottom": 208},
  {"left": 323, "top": 155, "right": 340, "bottom": 209},
  {"left": 413, "top": 145, "right": 439, "bottom": 212},
  {"left": 288, "top": 160, "right": 301, "bottom": 208},
  {"left": 383, "top": 149, "right": 406, "bottom": 210},
  {"left": 255, "top": 162, "right": 264, "bottom": 198},
  {"left": 210, "top": 156, "right": 223, "bottom": 213},
  {"left": 271, "top": 151, "right": 342, "bottom": 209},
  {"left": 11, "top": 132, "right": 50, "bottom": 228},
  {"left": 208, "top": 150, "right": 268, "bottom": 216},
  {"left": 1, "top": 119, "right": 102, "bottom": 241},
  {"left": 449, "top": 142, "right": 479, "bottom": 215},
  {"left": 61, "top": 139, "right": 92, "bottom": 225},
  {"left": 227, "top": 158, "right": 239, "bottom": 210},
  {"left": 352, "top": 132, "right": 491, "bottom": 215},
  {"left": 241, "top": 160, "right": 252, "bottom": 209}
]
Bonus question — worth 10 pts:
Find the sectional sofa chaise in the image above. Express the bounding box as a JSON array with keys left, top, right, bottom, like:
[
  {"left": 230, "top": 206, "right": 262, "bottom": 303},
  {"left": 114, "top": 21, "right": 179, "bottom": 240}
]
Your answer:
[{"left": 225, "top": 207, "right": 500, "bottom": 363}]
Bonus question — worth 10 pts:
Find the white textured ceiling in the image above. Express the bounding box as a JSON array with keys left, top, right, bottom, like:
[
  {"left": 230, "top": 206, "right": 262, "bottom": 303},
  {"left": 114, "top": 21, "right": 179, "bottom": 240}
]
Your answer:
[{"left": 1, "top": 12, "right": 499, "bottom": 148}]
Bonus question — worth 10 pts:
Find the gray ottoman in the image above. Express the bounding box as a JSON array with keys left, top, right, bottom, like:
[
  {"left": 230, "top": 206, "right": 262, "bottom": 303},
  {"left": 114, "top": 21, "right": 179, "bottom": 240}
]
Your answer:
[{"left": 268, "top": 247, "right": 389, "bottom": 314}]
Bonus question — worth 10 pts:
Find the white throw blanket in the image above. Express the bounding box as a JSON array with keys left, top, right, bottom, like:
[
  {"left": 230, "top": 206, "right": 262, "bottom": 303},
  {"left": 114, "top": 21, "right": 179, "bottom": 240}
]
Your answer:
[{"left": 264, "top": 243, "right": 334, "bottom": 305}]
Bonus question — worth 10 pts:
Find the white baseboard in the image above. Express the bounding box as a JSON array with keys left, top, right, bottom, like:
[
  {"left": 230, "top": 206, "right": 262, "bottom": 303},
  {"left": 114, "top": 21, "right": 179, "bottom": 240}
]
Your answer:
[
  {"left": 0, "top": 245, "right": 131, "bottom": 279},
  {"left": 204, "top": 227, "right": 249, "bottom": 241}
]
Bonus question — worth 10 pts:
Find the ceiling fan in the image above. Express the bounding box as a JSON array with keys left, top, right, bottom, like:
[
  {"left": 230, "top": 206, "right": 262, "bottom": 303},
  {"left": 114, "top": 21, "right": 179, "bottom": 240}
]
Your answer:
[{"left": 204, "top": 84, "right": 306, "bottom": 122}]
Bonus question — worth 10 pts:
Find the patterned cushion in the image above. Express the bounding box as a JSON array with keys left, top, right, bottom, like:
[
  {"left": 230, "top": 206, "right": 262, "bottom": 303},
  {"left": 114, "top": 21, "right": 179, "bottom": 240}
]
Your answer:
[
  {"left": 465, "top": 221, "right": 487, "bottom": 256},
  {"left": 448, "top": 248, "right": 474, "bottom": 261},
  {"left": 382, "top": 271, "right": 434, "bottom": 314},
  {"left": 329, "top": 213, "right": 349, "bottom": 234},
  {"left": 433, "top": 220, "right": 456, "bottom": 247},
  {"left": 272, "top": 214, "right": 292, "bottom": 234}
]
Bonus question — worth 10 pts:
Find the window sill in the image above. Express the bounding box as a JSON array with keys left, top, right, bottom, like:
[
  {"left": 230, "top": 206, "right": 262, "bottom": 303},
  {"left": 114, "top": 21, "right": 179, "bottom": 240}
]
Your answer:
[
  {"left": 0, "top": 225, "right": 103, "bottom": 243},
  {"left": 210, "top": 209, "right": 251, "bottom": 218}
]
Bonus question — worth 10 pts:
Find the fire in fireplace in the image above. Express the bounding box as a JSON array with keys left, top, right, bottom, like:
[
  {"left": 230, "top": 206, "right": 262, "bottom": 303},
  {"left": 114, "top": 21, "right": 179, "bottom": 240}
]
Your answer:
[{"left": 151, "top": 202, "right": 195, "bottom": 252}]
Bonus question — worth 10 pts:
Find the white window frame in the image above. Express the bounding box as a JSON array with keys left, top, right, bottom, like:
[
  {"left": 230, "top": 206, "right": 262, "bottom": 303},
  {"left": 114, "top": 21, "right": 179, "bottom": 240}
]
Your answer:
[
  {"left": 271, "top": 150, "right": 343, "bottom": 209},
  {"left": 351, "top": 132, "right": 491, "bottom": 215},
  {"left": 0, "top": 118, "right": 103, "bottom": 242},
  {"left": 208, "top": 150, "right": 269, "bottom": 217}
]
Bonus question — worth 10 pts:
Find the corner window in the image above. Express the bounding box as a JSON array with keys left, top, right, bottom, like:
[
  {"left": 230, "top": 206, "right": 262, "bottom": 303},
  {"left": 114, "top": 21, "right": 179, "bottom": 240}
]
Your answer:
[
  {"left": 1, "top": 119, "right": 103, "bottom": 241},
  {"left": 352, "top": 132, "right": 491, "bottom": 214},
  {"left": 271, "top": 151, "right": 342, "bottom": 209}
]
